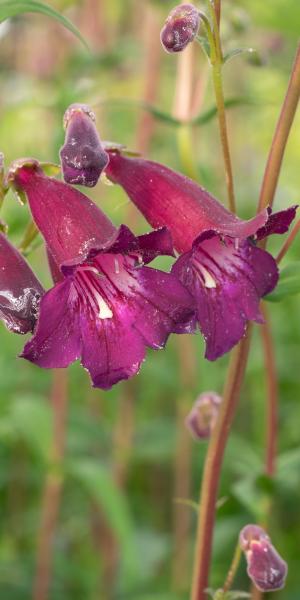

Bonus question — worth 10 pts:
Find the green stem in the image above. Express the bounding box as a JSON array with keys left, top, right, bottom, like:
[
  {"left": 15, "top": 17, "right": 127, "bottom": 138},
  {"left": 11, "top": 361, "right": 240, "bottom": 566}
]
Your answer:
[
  {"left": 177, "top": 126, "right": 200, "bottom": 181},
  {"left": 191, "top": 332, "right": 252, "bottom": 600},
  {"left": 211, "top": 62, "right": 236, "bottom": 212},
  {"left": 258, "top": 43, "right": 300, "bottom": 211},
  {"left": 222, "top": 541, "right": 242, "bottom": 594},
  {"left": 19, "top": 220, "right": 39, "bottom": 254}
]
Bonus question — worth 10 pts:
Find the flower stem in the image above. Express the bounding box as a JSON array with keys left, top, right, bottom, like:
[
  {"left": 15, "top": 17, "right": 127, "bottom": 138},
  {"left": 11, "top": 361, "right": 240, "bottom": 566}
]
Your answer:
[
  {"left": 191, "top": 332, "right": 252, "bottom": 600},
  {"left": 19, "top": 220, "right": 39, "bottom": 254},
  {"left": 33, "top": 370, "right": 68, "bottom": 600},
  {"left": 276, "top": 218, "right": 300, "bottom": 263},
  {"left": 211, "top": 62, "right": 236, "bottom": 212},
  {"left": 258, "top": 43, "right": 300, "bottom": 211},
  {"left": 222, "top": 541, "right": 242, "bottom": 594}
]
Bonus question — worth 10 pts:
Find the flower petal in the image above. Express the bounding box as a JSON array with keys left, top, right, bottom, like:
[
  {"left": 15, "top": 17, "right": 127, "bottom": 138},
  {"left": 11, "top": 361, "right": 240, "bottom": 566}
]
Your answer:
[
  {"left": 172, "top": 233, "right": 278, "bottom": 359},
  {"left": 21, "top": 279, "right": 81, "bottom": 367},
  {"left": 255, "top": 205, "right": 297, "bottom": 240},
  {"left": 80, "top": 310, "right": 145, "bottom": 389}
]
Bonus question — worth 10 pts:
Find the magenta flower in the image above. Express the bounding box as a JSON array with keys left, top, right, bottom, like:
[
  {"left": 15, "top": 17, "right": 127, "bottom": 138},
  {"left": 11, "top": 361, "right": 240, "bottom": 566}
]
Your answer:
[
  {"left": 240, "top": 524, "right": 288, "bottom": 592},
  {"left": 160, "top": 4, "right": 200, "bottom": 54},
  {"left": 9, "top": 159, "right": 195, "bottom": 389},
  {"left": 105, "top": 151, "right": 297, "bottom": 360},
  {"left": 185, "top": 391, "right": 222, "bottom": 440},
  {"left": 60, "top": 103, "right": 109, "bottom": 187},
  {"left": 0, "top": 232, "right": 44, "bottom": 334}
]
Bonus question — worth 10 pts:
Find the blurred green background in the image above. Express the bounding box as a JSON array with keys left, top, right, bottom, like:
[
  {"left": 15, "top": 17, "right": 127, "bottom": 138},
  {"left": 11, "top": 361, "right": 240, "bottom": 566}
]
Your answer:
[{"left": 0, "top": 0, "right": 300, "bottom": 598}]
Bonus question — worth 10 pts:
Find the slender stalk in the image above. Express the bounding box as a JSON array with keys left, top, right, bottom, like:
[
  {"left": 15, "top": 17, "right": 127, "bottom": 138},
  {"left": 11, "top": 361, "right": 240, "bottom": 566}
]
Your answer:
[
  {"left": 19, "top": 220, "right": 39, "bottom": 254},
  {"left": 276, "top": 218, "right": 300, "bottom": 263},
  {"left": 222, "top": 541, "right": 242, "bottom": 594},
  {"left": 33, "top": 370, "right": 68, "bottom": 600},
  {"left": 258, "top": 43, "right": 300, "bottom": 211},
  {"left": 213, "top": 0, "right": 221, "bottom": 28},
  {"left": 191, "top": 332, "right": 252, "bottom": 600},
  {"left": 260, "top": 305, "right": 278, "bottom": 477},
  {"left": 211, "top": 62, "right": 236, "bottom": 212}
]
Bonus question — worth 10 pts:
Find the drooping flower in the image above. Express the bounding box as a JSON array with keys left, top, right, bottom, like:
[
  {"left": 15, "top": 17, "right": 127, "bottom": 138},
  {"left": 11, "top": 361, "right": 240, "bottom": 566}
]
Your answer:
[
  {"left": 160, "top": 4, "right": 200, "bottom": 53},
  {"left": 60, "top": 103, "right": 109, "bottom": 187},
  {"left": 185, "top": 391, "right": 222, "bottom": 440},
  {"left": 240, "top": 524, "right": 288, "bottom": 592},
  {"left": 105, "top": 151, "right": 297, "bottom": 360},
  {"left": 0, "top": 232, "right": 44, "bottom": 334},
  {"left": 9, "top": 159, "right": 195, "bottom": 389}
]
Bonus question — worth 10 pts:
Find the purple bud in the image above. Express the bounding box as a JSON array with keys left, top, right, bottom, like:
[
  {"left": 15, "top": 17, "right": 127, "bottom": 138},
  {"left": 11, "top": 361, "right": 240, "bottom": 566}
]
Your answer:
[
  {"left": 240, "top": 525, "right": 288, "bottom": 592},
  {"left": 60, "top": 103, "right": 109, "bottom": 187},
  {"left": 185, "top": 391, "right": 222, "bottom": 440},
  {"left": 160, "top": 4, "right": 200, "bottom": 53}
]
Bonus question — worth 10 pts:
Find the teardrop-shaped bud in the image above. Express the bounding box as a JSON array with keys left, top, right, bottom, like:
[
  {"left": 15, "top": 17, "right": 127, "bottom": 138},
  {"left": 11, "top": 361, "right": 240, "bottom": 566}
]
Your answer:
[
  {"left": 240, "top": 524, "right": 288, "bottom": 592},
  {"left": 160, "top": 4, "right": 200, "bottom": 54},
  {"left": 185, "top": 391, "right": 222, "bottom": 440}
]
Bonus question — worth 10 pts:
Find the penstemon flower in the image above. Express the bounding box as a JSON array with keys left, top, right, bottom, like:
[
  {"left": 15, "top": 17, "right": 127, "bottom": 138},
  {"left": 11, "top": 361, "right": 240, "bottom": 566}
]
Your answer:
[
  {"left": 60, "top": 103, "right": 109, "bottom": 187},
  {"left": 8, "top": 159, "right": 195, "bottom": 389},
  {"left": 105, "top": 151, "right": 297, "bottom": 360},
  {"left": 0, "top": 232, "right": 44, "bottom": 334},
  {"left": 240, "top": 524, "right": 288, "bottom": 592}
]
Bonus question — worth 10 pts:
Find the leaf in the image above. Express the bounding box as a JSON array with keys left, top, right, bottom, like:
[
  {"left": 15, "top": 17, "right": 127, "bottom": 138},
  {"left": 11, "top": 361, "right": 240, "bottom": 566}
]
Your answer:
[
  {"left": 0, "top": 0, "right": 89, "bottom": 50},
  {"left": 223, "top": 47, "right": 261, "bottom": 65},
  {"left": 67, "top": 459, "right": 137, "bottom": 582},
  {"left": 99, "top": 97, "right": 253, "bottom": 128},
  {"left": 265, "top": 262, "right": 300, "bottom": 302}
]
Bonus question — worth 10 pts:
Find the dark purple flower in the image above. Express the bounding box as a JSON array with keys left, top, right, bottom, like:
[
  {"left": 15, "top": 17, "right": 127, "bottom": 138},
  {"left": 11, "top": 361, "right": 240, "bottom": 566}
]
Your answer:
[
  {"left": 160, "top": 4, "right": 200, "bottom": 53},
  {"left": 240, "top": 524, "right": 288, "bottom": 592},
  {"left": 0, "top": 232, "right": 44, "bottom": 334},
  {"left": 60, "top": 103, "right": 109, "bottom": 187},
  {"left": 105, "top": 151, "right": 297, "bottom": 360},
  {"left": 185, "top": 391, "right": 222, "bottom": 440},
  {"left": 9, "top": 159, "right": 195, "bottom": 389}
]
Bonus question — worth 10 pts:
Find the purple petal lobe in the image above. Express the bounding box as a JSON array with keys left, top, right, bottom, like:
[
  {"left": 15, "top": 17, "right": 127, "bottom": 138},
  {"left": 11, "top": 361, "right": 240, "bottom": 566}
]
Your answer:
[
  {"left": 0, "top": 232, "right": 44, "bottom": 334},
  {"left": 255, "top": 205, "right": 297, "bottom": 240},
  {"left": 22, "top": 248, "right": 195, "bottom": 389},
  {"left": 21, "top": 279, "right": 81, "bottom": 367},
  {"left": 172, "top": 233, "right": 279, "bottom": 359}
]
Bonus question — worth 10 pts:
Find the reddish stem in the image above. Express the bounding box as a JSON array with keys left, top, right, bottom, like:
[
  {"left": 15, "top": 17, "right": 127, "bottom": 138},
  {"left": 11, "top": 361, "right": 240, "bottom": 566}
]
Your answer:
[
  {"left": 258, "top": 44, "right": 300, "bottom": 211},
  {"left": 191, "top": 332, "right": 252, "bottom": 600},
  {"left": 276, "top": 218, "right": 300, "bottom": 264},
  {"left": 33, "top": 370, "right": 68, "bottom": 600}
]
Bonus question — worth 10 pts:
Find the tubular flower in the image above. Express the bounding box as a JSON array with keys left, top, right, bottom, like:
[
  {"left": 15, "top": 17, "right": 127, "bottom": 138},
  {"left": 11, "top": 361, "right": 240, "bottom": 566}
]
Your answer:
[
  {"left": 105, "top": 151, "right": 297, "bottom": 360},
  {"left": 9, "top": 159, "right": 195, "bottom": 389},
  {"left": 0, "top": 232, "right": 44, "bottom": 334},
  {"left": 240, "top": 524, "right": 288, "bottom": 592},
  {"left": 60, "top": 103, "right": 109, "bottom": 187},
  {"left": 160, "top": 4, "right": 200, "bottom": 53}
]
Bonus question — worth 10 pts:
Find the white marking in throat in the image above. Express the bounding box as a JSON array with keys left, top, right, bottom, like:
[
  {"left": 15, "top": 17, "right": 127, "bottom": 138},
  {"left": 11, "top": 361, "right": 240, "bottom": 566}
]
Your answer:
[
  {"left": 200, "top": 265, "right": 217, "bottom": 288},
  {"left": 94, "top": 290, "right": 113, "bottom": 319},
  {"left": 114, "top": 258, "right": 120, "bottom": 274}
]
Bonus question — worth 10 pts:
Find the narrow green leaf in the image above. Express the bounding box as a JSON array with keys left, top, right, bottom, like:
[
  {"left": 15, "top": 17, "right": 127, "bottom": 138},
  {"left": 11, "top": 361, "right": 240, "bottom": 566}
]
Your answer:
[
  {"left": 223, "top": 47, "right": 259, "bottom": 64},
  {"left": 67, "top": 459, "right": 137, "bottom": 582},
  {"left": 265, "top": 262, "right": 300, "bottom": 302},
  {"left": 0, "top": 0, "right": 89, "bottom": 50}
]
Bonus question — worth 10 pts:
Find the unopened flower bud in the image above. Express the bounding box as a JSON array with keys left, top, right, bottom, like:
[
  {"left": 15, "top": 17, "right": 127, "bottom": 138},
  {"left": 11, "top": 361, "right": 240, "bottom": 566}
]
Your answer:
[
  {"left": 160, "top": 4, "right": 200, "bottom": 54},
  {"left": 185, "top": 391, "right": 222, "bottom": 440},
  {"left": 240, "top": 524, "right": 288, "bottom": 592},
  {"left": 60, "top": 103, "right": 109, "bottom": 187}
]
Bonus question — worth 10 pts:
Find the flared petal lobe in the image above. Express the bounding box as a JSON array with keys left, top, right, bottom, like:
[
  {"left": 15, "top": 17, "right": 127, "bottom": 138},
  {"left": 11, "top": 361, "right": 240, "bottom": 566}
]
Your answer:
[
  {"left": 22, "top": 236, "right": 195, "bottom": 389},
  {"left": 0, "top": 233, "right": 44, "bottom": 334},
  {"left": 60, "top": 103, "right": 109, "bottom": 187},
  {"left": 172, "top": 233, "right": 278, "bottom": 360}
]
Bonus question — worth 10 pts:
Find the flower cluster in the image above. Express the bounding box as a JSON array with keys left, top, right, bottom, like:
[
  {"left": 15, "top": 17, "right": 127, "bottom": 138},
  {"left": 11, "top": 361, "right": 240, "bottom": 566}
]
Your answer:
[{"left": 0, "top": 102, "right": 296, "bottom": 389}]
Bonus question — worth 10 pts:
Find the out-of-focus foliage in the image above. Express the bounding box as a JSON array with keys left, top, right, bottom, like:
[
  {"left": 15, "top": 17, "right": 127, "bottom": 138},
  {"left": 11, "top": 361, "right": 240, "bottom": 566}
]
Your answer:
[{"left": 0, "top": 0, "right": 299, "bottom": 598}]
